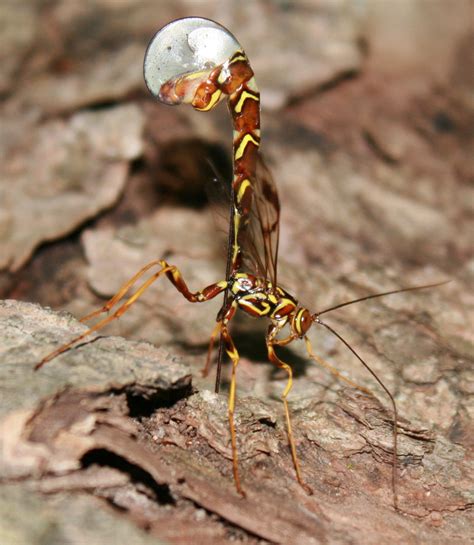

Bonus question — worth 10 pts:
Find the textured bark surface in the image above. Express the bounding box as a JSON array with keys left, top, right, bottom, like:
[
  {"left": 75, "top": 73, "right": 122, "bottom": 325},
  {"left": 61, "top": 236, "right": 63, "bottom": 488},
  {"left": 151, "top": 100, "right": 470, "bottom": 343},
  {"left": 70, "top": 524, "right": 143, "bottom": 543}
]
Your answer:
[
  {"left": 1, "top": 300, "right": 471, "bottom": 545},
  {"left": 1, "top": 1, "right": 473, "bottom": 545}
]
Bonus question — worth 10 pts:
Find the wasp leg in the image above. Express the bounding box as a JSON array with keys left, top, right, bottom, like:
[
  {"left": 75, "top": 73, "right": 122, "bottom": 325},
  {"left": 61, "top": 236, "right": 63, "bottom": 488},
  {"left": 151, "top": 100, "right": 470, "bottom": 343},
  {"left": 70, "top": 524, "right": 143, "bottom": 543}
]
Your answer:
[
  {"left": 36, "top": 260, "right": 227, "bottom": 370},
  {"left": 215, "top": 302, "right": 246, "bottom": 497},
  {"left": 79, "top": 260, "right": 164, "bottom": 323},
  {"left": 304, "top": 336, "right": 375, "bottom": 396},
  {"left": 266, "top": 325, "right": 313, "bottom": 495},
  {"left": 271, "top": 333, "right": 296, "bottom": 347},
  {"left": 201, "top": 321, "right": 223, "bottom": 377}
]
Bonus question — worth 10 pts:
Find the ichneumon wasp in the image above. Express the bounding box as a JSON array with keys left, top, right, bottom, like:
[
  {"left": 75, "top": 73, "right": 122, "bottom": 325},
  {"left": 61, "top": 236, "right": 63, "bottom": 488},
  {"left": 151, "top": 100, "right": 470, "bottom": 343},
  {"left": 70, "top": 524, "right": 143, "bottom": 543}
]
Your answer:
[{"left": 36, "top": 17, "right": 447, "bottom": 508}]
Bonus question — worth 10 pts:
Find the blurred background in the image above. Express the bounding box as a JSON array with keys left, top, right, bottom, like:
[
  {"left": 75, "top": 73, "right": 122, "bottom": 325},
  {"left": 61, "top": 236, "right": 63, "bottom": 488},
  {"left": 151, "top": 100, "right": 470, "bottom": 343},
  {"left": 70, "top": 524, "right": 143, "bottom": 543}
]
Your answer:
[{"left": 0, "top": 0, "right": 472, "bottom": 453}]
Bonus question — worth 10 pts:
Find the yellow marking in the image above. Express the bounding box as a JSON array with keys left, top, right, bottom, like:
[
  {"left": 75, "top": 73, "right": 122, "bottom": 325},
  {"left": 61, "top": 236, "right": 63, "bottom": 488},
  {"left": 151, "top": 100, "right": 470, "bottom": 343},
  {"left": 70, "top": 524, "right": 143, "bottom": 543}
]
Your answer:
[
  {"left": 231, "top": 282, "right": 240, "bottom": 295},
  {"left": 234, "top": 128, "right": 259, "bottom": 140},
  {"left": 229, "top": 52, "right": 247, "bottom": 64},
  {"left": 178, "top": 70, "right": 209, "bottom": 83},
  {"left": 239, "top": 297, "right": 270, "bottom": 316},
  {"left": 294, "top": 309, "right": 305, "bottom": 335},
  {"left": 234, "top": 90, "right": 259, "bottom": 114},
  {"left": 227, "top": 345, "right": 239, "bottom": 359},
  {"left": 273, "top": 298, "right": 296, "bottom": 316},
  {"left": 194, "top": 89, "right": 222, "bottom": 111},
  {"left": 234, "top": 210, "right": 241, "bottom": 233},
  {"left": 217, "top": 280, "right": 228, "bottom": 289},
  {"left": 235, "top": 133, "right": 259, "bottom": 160},
  {"left": 268, "top": 294, "right": 278, "bottom": 304},
  {"left": 231, "top": 213, "right": 241, "bottom": 264},
  {"left": 236, "top": 179, "right": 251, "bottom": 203}
]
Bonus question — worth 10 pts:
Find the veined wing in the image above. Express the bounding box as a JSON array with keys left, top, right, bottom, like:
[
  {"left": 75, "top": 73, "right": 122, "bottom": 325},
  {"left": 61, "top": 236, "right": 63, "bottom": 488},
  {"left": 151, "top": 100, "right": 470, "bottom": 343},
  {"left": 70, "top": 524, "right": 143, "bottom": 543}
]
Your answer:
[{"left": 241, "top": 153, "right": 281, "bottom": 287}]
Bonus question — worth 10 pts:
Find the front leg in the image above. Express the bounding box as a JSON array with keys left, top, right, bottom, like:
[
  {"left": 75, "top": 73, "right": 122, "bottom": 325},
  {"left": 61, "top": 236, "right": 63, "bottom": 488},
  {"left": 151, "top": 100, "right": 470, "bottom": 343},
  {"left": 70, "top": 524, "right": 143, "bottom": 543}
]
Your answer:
[{"left": 266, "top": 324, "right": 313, "bottom": 495}]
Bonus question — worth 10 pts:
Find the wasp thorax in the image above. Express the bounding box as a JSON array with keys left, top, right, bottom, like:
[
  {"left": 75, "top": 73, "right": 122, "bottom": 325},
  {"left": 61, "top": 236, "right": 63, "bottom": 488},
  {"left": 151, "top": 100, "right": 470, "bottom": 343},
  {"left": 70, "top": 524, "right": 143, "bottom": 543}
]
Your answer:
[
  {"left": 292, "top": 307, "right": 312, "bottom": 337},
  {"left": 233, "top": 273, "right": 257, "bottom": 293}
]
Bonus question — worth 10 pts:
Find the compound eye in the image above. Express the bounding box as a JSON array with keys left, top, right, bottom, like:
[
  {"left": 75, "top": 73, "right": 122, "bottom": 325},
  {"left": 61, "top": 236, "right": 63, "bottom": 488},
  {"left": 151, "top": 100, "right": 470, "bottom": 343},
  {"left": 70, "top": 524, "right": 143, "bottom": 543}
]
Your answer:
[{"left": 294, "top": 308, "right": 312, "bottom": 337}]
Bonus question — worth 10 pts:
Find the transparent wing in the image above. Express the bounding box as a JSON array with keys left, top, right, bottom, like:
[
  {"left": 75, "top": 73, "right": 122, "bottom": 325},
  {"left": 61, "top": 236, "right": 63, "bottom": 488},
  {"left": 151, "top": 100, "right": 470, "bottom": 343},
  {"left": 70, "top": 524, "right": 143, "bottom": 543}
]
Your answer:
[
  {"left": 241, "top": 154, "right": 281, "bottom": 286},
  {"left": 205, "top": 152, "right": 281, "bottom": 286}
]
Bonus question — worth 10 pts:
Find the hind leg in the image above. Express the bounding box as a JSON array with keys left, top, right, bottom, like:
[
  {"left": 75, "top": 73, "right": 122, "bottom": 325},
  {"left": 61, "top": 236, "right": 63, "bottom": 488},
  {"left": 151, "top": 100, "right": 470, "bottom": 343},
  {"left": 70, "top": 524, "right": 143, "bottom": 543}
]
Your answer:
[
  {"left": 216, "top": 302, "right": 247, "bottom": 495},
  {"left": 36, "top": 260, "right": 226, "bottom": 369}
]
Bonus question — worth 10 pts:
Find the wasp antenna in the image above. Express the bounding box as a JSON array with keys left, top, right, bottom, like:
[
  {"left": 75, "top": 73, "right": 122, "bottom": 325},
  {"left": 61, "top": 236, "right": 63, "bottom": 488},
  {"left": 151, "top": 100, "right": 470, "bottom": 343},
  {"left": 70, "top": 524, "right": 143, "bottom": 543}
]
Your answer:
[
  {"left": 314, "top": 317, "right": 400, "bottom": 510},
  {"left": 313, "top": 280, "right": 450, "bottom": 319}
]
